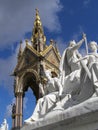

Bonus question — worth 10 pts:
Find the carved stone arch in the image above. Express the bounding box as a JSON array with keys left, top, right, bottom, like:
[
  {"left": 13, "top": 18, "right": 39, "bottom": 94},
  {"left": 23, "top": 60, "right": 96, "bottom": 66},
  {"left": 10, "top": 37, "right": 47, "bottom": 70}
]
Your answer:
[
  {"left": 20, "top": 69, "right": 40, "bottom": 100},
  {"left": 21, "top": 69, "right": 39, "bottom": 83}
]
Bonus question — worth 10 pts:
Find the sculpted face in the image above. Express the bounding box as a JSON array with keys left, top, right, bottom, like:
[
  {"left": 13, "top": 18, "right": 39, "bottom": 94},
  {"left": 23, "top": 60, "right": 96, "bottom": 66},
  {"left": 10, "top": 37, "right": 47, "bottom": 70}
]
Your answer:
[
  {"left": 45, "top": 70, "right": 52, "bottom": 77},
  {"left": 90, "top": 41, "right": 97, "bottom": 52},
  {"left": 69, "top": 40, "right": 76, "bottom": 47}
]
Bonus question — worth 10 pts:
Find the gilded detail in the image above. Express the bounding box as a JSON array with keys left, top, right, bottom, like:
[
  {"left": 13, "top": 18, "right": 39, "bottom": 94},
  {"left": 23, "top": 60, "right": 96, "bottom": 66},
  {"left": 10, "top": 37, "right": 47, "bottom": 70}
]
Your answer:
[{"left": 12, "top": 9, "right": 61, "bottom": 128}]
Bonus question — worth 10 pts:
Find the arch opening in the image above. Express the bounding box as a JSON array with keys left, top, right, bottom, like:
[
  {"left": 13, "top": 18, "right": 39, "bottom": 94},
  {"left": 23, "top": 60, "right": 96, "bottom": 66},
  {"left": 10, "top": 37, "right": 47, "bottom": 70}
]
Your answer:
[
  {"left": 22, "top": 72, "right": 39, "bottom": 100},
  {"left": 22, "top": 72, "right": 39, "bottom": 122},
  {"left": 23, "top": 88, "right": 36, "bottom": 121}
]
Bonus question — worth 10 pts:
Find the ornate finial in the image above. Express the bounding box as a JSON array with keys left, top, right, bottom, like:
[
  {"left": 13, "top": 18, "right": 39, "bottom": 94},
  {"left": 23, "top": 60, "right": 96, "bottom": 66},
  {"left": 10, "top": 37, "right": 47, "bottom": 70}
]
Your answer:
[
  {"left": 35, "top": 9, "right": 40, "bottom": 21},
  {"left": 50, "top": 39, "right": 54, "bottom": 45},
  {"left": 35, "top": 8, "right": 39, "bottom": 15},
  {"left": 34, "top": 8, "right": 41, "bottom": 26},
  {"left": 31, "top": 9, "right": 46, "bottom": 51}
]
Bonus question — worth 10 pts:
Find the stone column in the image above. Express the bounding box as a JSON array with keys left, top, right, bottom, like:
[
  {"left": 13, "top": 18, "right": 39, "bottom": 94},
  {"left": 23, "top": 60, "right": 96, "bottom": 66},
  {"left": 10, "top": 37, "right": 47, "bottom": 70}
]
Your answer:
[
  {"left": 12, "top": 118, "right": 15, "bottom": 129},
  {"left": 15, "top": 92, "right": 23, "bottom": 128},
  {"left": 19, "top": 93, "right": 23, "bottom": 127}
]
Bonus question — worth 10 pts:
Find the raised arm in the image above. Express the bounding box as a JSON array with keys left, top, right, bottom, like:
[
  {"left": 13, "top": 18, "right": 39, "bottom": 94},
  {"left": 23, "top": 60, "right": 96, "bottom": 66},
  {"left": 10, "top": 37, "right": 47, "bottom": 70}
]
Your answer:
[
  {"left": 71, "top": 38, "right": 85, "bottom": 52},
  {"left": 70, "top": 34, "right": 86, "bottom": 52}
]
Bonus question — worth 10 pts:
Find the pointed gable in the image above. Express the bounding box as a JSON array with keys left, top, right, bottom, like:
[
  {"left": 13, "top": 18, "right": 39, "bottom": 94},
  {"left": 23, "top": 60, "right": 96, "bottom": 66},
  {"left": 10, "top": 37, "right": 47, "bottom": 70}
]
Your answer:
[
  {"left": 14, "top": 43, "right": 40, "bottom": 74},
  {"left": 42, "top": 45, "right": 60, "bottom": 67}
]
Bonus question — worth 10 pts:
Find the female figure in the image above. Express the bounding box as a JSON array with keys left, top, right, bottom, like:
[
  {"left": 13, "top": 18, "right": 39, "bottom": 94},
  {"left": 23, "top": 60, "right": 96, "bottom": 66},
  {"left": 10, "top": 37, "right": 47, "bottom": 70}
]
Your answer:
[
  {"left": 24, "top": 69, "right": 63, "bottom": 124},
  {"left": 76, "top": 41, "right": 98, "bottom": 102},
  {"left": 59, "top": 36, "right": 85, "bottom": 96}
]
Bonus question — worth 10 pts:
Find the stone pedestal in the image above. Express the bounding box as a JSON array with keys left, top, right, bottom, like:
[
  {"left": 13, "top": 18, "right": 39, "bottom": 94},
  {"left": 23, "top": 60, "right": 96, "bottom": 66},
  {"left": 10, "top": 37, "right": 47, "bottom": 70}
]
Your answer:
[{"left": 21, "top": 97, "right": 98, "bottom": 130}]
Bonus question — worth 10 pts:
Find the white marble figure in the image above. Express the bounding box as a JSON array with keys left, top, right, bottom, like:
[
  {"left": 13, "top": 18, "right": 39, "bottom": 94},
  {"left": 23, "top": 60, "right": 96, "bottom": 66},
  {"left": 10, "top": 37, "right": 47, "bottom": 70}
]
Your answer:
[
  {"left": 24, "top": 69, "right": 63, "bottom": 124},
  {"left": 59, "top": 36, "right": 85, "bottom": 96},
  {"left": 0, "top": 119, "right": 8, "bottom": 130},
  {"left": 50, "top": 40, "right": 98, "bottom": 114},
  {"left": 24, "top": 36, "right": 86, "bottom": 124},
  {"left": 49, "top": 36, "right": 87, "bottom": 109},
  {"left": 75, "top": 41, "right": 98, "bottom": 102},
  {"left": 24, "top": 35, "right": 98, "bottom": 125},
  {"left": 60, "top": 40, "right": 98, "bottom": 108}
]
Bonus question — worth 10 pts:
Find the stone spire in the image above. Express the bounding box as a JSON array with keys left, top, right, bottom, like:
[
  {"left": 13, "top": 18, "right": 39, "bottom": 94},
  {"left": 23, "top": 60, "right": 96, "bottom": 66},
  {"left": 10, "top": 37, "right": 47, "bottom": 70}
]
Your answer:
[{"left": 31, "top": 9, "right": 46, "bottom": 52}]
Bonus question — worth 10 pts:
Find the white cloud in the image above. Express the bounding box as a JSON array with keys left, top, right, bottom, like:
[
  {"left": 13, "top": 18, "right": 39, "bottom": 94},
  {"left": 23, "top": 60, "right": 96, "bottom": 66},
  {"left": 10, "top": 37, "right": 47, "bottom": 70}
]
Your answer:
[
  {"left": 55, "top": 37, "right": 67, "bottom": 55},
  {"left": 5, "top": 98, "right": 15, "bottom": 118},
  {"left": 83, "top": 0, "right": 91, "bottom": 7},
  {"left": 0, "top": 40, "right": 30, "bottom": 92},
  {"left": 71, "top": 26, "right": 85, "bottom": 41},
  {"left": 0, "top": 0, "right": 63, "bottom": 92},
  {"left": 0, "top": 52, "right": 17, "bottom": 91},
  {"left": 0, "top": 0, "right": 62, "bottom": 49}
]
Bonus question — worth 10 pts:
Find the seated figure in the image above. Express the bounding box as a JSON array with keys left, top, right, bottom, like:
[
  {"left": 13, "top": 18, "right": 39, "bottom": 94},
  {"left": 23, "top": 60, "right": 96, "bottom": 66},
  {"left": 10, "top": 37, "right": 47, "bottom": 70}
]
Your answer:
[
  {"left": 24, "top": 36, "right": 98, "bottom": 124},
  {"left": 24, "top": 36, "right": 86, "bottom": 124},
  {"left": 24, "top": 69, "right": 63, "bottom": 124}
]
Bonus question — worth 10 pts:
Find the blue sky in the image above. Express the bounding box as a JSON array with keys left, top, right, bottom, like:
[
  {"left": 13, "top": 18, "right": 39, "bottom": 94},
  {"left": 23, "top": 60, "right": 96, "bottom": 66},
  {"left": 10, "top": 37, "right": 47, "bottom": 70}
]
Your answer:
[{"left": 0, "top": 0, "right": 98, "bottom": 129}]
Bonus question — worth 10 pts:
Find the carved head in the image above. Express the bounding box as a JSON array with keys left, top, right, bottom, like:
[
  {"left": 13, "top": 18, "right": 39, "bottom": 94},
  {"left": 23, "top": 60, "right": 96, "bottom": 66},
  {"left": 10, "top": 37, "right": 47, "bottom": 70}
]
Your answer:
[
  {"left": 45, "top": 70, "right": 52, "bottom": 78},
  {"left": 89, "top": 41, "right": 98, "bottom": 52},
  {"left": 51, "top": 68, "right": 58, "bottom": 77},
  {"left": 69, "top": 40, "right": 76, "bottom": 47}
]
